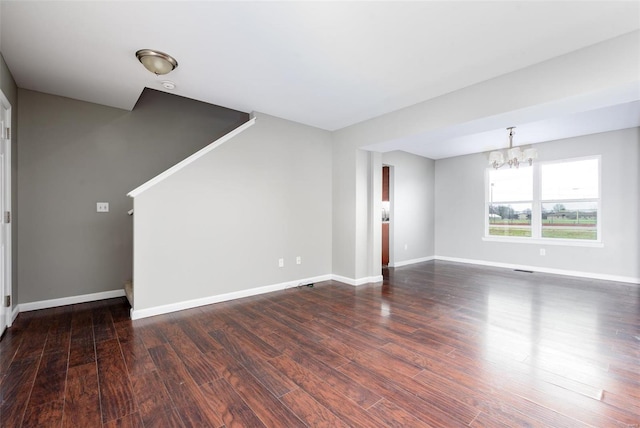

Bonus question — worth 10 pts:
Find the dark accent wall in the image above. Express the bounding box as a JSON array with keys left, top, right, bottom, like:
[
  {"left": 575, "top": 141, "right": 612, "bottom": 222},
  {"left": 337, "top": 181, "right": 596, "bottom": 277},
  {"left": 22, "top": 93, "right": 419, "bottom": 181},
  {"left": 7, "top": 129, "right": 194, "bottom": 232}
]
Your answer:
[{"left": 17, "top": 88, "right": 248, "bottom": 303}]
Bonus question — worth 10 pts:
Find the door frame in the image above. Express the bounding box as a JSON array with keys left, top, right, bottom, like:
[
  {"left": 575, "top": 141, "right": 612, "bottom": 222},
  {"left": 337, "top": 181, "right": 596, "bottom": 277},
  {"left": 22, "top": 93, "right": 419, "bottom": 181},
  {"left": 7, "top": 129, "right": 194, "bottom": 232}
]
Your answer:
[
  {"left": 386, "top": 164, "right": 394, "bottom": 267},
  {"left": 0, "top": 89, "right": 12, "bottom": 332}
]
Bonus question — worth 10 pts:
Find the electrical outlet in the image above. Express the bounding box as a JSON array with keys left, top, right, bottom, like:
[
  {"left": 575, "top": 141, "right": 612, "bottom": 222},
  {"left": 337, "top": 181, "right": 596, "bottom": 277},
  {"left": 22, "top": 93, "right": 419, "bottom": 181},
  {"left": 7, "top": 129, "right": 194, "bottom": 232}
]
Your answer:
[
  {"left": 296, "top": 256, "right": 302, "bottom": 265},
  {"left": 540, "top": 248, "right": 546, "bottom": 256},
  {"left": 96, "top": 202, "right": 109, "bottom": 213},
  {"left": 404, "top": 244, "right": 408, "bottom": 251},
  {"left": 278, "top": 258, "right": 284, "bottom": 268}
]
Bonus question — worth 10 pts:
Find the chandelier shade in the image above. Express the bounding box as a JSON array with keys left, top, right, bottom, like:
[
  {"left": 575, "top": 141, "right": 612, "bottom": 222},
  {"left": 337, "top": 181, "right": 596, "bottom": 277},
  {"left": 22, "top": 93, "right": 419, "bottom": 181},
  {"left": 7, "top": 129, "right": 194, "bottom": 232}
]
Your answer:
[
  {"left": 488, "top": 151, "right": 504, "bottom": 169},
  {"left": 488, "top": 127, "right": 537, "bottom": 169}
]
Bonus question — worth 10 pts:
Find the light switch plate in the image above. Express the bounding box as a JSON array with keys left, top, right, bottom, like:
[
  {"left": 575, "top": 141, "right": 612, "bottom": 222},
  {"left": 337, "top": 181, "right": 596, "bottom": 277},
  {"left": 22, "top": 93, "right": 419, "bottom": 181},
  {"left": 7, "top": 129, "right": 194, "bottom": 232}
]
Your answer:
[{"left": 97, "top": 202, "right": 109, "bottom": 212}]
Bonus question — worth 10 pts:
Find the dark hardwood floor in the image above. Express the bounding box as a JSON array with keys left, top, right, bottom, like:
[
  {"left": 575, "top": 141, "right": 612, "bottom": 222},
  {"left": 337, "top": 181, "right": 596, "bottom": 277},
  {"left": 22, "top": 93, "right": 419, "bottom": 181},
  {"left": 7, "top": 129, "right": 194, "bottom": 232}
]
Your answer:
[{"left": 1, "top": 261, "right": 639, "bottom": 427}]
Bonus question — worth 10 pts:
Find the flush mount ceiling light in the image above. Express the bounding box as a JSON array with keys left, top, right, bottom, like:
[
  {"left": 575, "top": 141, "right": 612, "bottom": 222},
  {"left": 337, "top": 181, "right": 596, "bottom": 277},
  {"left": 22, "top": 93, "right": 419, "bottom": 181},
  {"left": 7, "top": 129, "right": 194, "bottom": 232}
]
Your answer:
[
  {"left": 135, "top": 49, "right": 178, "bottom": 75},
  {"left": 488, "top": 127, "right": 538, "bottom": 169}
]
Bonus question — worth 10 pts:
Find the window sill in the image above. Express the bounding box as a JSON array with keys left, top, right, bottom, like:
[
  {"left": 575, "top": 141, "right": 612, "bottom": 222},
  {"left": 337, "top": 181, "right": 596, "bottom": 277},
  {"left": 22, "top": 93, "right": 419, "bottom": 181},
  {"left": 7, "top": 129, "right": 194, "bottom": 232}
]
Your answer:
[{"left": 482, "top": 236, "right": 604, "bottom": 248}]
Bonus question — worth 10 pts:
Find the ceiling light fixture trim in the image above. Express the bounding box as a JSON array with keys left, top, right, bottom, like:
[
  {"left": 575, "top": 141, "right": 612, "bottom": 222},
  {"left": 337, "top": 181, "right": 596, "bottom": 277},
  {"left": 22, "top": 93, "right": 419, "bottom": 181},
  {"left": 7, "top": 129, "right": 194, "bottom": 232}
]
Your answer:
[
  {"left": 136, "top": 49, "right": 178, "bottom": 75},
  {"left": 161, "top": 81, "right": 176, "bottom": 90}
]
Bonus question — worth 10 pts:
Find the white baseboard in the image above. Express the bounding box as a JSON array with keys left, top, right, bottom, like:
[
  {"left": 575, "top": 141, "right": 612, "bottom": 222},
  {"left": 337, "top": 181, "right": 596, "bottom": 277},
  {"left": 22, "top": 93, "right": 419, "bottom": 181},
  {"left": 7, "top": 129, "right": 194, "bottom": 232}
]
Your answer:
[
  {"left": 331, "top": 274, "right": 383, "bottom": 286},
  {"left": 389, "top": 256, "right": 435, "bottom": 268},
  {"left": 19, "top": 289, "right": 126, "bottom": 313},
  {"left": 131, "top": 274, "right": 332, "bottom": 320},
  {"left": 434, "top": 256, "right": 640, "bottom": 285},
  {"left": 10, "top": 305, "right": 19, "bottom": 325}
]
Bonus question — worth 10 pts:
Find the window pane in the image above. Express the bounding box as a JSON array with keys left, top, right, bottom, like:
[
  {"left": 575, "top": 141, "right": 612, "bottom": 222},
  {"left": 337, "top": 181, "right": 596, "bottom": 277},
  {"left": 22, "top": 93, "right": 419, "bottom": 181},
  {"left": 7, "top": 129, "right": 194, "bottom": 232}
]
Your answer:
[
  {"left": 489, "top": 167, "right": 532, "bottom": 202},
  {"left": 489, "top": 203, "right": 532, "bottom": 237},
  {"left": 542, "top": 202, "right": 597, "bottom": 240},
  {"left": 542, "top": 159, "right": 598, "bottom": 200}
]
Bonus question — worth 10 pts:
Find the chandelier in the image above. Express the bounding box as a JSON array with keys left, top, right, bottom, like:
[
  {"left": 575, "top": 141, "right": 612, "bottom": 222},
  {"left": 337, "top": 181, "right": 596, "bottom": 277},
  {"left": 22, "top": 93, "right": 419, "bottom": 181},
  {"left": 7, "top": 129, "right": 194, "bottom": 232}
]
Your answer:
[{"left": 488, "top": 127, "right": 537, "bottom": 169}]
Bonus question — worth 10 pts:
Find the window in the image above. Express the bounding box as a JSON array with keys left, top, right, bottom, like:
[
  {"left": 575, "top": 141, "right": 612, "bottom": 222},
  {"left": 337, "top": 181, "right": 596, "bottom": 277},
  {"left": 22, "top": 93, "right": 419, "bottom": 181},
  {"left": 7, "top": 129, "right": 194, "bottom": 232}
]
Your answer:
[
  {"left": 486, "top": 157, "right": 600, "bottom": 243},
  {"left": 488, "top": 167, "right": 533, "bottom": 237}
]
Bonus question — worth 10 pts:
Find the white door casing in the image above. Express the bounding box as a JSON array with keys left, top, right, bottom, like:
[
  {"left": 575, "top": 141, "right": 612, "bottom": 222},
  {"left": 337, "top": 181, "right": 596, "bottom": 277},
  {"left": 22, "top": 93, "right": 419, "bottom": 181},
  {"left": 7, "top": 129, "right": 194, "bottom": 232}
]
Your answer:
[{"left": 0, "top": 90, "right": 12, "bottom": 334}]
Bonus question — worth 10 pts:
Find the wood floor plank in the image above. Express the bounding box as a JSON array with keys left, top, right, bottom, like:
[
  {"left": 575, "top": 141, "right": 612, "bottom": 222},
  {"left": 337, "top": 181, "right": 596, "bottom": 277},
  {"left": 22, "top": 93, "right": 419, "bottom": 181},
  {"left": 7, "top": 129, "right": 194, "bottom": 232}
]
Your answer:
[
  {"left": 119, "top": 337, "right": 156, "bottom": 377},
  {"left": 68, "top": 309, "right": 96, "bottom": 368},
  {"left": 177, "top": 351, "right": 224, "bottom": 386},
  {"left": 504, "top": 373, "right": 639, "bottom": 428},
  {"left": 235, "top": 352, "right": 298, "bottom": 397},
  {"left": 147, "top": 344, "right": 223, "bottom": 428},
  {"left": 313, "top": 312, "right": 390, "bottom": 348},
  {"left": 26, "top": 349, "right": 69, "bottom": 411},
  {"left": 129, "top": 370, "right": 176, "bottom": 426},
  {"left": 286, "top": 346, "right": 382, "bottom": 408},
  {"left": 222, "top": 364, "right": 307, "bottom": 428},
  {"left": 0, "top": 330, "right": 23, "bottom": 376},
  {"left": 96, "top": 339, "right": 137, "bottom": 423},
  {"left": 26, "top": 370, "right": 66, "bottom": 408},
  {"left": 176, "top": 319, "right": 223, "bottom": 354},
  {"left": 283, "top": 332, "right": 352, "bottom": 368},
  {"left": 102, "top": 412, "right": 144, "bottom": 428},
  {"left": 0, "top": 357, "right": 36, "bottom": 407},
  {"left": 269, "top": 354, "right": 388, "bottom": 428},
  {"left": 367, "top": 398, "right": 435, "bottom": 428},
  {"left": 43, "top": 313, "right": 72, "bottom": 355},
  {"left": 209, "top": 320, "right": 282, "bottom": 361},
  {"left": 200, "top": 378, "right": 267, "bottom": 428},
  {"left": 337, "top": 360, "right": 470, "bottom": 427},
  {"left": 12, "top": 325, "right": 47, "bottom": 361},
  {"left": 0, "top": 356, "right": 39, "bottom": 427},
  {"left": 93, "top": 307, "right": 118, "bottom": 343},
  {"left": 279, "top": 387, "right": 350, "bottom": 428},
  {"left": 137, "top": 323, "right": 168, "bottom": 349},
  {"left": 22, "top": 399, "right": 64, "bottom": 428},
  {"left": 62, "top": 363, "right": 102, "bottom": 428},
  {"left": 137, "top": 407, "right": 185, "bottom": 428},
  {"left": 157, "top": 321, "right": 202, "bottom": 356}
]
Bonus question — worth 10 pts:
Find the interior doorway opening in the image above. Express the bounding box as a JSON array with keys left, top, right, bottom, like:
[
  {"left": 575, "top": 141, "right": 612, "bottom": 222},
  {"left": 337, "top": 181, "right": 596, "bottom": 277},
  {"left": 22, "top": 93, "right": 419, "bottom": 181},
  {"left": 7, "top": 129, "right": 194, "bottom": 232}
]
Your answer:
[{"left": 382, "top": 165, "right": 390, "bottom": 267}]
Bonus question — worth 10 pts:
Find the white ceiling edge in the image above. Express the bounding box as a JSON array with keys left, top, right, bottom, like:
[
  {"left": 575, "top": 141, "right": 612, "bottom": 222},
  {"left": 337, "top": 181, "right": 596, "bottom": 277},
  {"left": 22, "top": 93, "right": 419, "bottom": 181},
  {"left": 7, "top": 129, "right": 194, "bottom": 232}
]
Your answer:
[{"left": 361, "top": 81, "right": 640, "bottom": 160}]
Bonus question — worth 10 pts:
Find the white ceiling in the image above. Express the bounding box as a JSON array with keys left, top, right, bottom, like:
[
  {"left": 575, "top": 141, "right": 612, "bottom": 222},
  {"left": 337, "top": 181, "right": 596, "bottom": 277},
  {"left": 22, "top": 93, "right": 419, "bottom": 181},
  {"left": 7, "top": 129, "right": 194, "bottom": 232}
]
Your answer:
[{"left": 1, "top": 1, "right": 639, "bottom": 159}]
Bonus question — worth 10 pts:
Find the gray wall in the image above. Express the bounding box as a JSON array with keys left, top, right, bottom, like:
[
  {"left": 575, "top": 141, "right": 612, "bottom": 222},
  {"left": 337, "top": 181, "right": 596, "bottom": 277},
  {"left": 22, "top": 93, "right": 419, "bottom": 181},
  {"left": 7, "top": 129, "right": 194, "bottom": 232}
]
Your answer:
[
  {"left": 331, "top": 134, "right": 359, "bottom": 280},
  {"left": 331, "top": 134, "right": 381, "bottom": 283},
  {"left": 133, "top": 112, "right": 333, "bottom": 311},
  {"left": 435, "top": 127, "right": 640, "bottom": 280},
  {"left": 0, "top": 52, "right": 18, "bottom": 309},
  {"left": 17, "top": 88, "right": 248, "bottom": 303},
  {"left": 382, "top": 151, "right": 435, "bottom": 265}
]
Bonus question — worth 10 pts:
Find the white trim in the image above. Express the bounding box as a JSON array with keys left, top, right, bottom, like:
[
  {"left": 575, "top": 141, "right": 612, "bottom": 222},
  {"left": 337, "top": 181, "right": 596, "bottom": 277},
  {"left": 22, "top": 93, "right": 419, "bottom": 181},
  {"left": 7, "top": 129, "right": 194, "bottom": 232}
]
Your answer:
[
  {"left": 131, "top": 274, "right": 332, "bottom": 320},
  {"left": 330, "top": 274, "right": 383, "bottom": 286},
  {"left": 0, "top": 89, "right": 11, "bottom": 331},
  {"left": 10, "top": 305, "right": 18, "bottom": 325},
  {"left": 19, "top": 289, "right": 126, "bottom": 312},
  {"left": 434, "top": 255, "right": 639, "bottom": 285},
  {"left": 389, "top": 256, "right": 435, "bottom": 268},
  {"left": 127, "top": 117, "right": 256, "bottom": 198},
  {"left": 482, "top": 236, "right": 604, "bottom": 247}
]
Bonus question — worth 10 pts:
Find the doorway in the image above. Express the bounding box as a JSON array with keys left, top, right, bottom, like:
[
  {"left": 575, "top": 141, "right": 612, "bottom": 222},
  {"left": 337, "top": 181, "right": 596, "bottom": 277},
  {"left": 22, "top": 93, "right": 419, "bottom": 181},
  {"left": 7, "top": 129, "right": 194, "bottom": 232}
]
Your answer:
[
  {"left": 382, "top": 166, "right": 390, "bottom": 267},
  {"left": 0, "top": 90, "right": 12, "bottom": 336}
]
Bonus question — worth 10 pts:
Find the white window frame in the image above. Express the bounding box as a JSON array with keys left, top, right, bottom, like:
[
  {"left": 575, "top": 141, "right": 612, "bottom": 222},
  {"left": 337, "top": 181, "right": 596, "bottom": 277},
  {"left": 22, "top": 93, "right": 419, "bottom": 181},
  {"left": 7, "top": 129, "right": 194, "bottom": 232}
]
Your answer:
[{"left": 483, "top": 155, "right": 602, "bottom": 247}]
